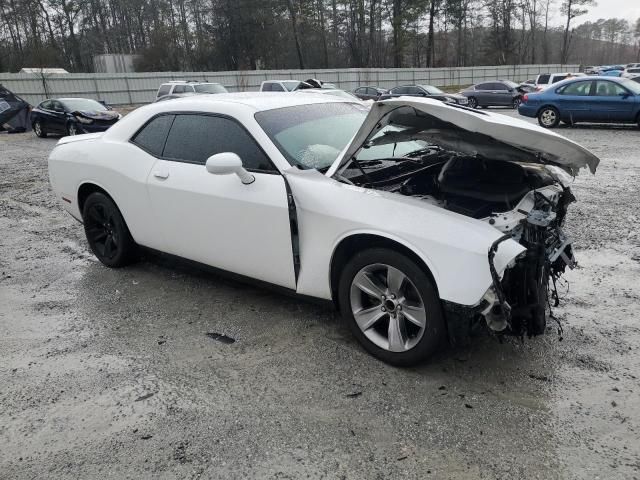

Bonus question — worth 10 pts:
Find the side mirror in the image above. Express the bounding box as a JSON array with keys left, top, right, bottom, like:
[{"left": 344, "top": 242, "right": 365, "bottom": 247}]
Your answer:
[{"left": 205, "top": 152, "right": 255, "bottom": 185}]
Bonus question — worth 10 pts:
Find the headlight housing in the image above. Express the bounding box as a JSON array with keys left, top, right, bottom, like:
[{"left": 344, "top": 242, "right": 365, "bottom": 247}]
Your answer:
[{"left": 74, "top": 115, "right": 94, "bottom": 124}]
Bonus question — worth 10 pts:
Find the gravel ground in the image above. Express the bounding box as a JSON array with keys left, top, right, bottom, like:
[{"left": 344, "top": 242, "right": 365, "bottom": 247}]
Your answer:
[{"left": 1, "top": 112, "right": 639, "bottom": 479}]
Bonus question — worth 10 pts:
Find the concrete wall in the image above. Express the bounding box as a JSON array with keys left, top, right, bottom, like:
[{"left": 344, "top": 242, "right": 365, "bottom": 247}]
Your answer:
[{"left": 0, "top": 64, "right": 578, "bottom": 106}]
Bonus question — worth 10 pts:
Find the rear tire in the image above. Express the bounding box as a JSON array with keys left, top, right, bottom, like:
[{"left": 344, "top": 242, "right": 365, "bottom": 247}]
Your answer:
[
  {"left": 338, "top": 248, "right": 446, "bottom": 366},
  {"left": 33, "top": 120, "right": 46, "bottom": 138},
  {"left": 512, "top": 98, "right": 521, "bottom": 109},
  {"left": 82, "top": 192, "right": 136, "bottom": 268},
  {"left": 537, "top": 106, "right": 560, "bottom": 128}
]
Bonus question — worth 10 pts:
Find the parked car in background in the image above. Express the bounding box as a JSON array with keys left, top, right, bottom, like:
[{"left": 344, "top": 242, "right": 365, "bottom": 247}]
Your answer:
[
  {"left": 601, "top": 69, "right": 623, "bottom": 77},
  {"left": 621, "top": 67, "right": 640, "bottom": 78},
  {"left": 379, "top": 85, "right": 468, "bottom": 105},
  {"left": 518, "top": 76, "right": 640, "bottom": 128},
  {"left": 32, "top": 98, "right": 121, "bottom": 137},
  {"left": 155, "top": 81, "right": 227, "bottom": 101},
  {"left": 353, "top": 86, "right": 387, "bottom": 101},
  {"left": 518, "top": 79, "right": 537, "bottom": 93},
  {"left": 583, "top": 66, "right": 599, "bottom": 75},
  {"left": 459, "top": 80, "right": 522, "bottom": 108},
  {"left": 260, "top": 80, "right": 308, "bottom": 92},
  {"left": 631, "top": 76, "right": 640, "bottom": 85},
  {"left": 47, "top": 93, "right": 598, "bottom": 365},
  {"left": 535, "top": 72, "right": 586, "bottom": 90}
]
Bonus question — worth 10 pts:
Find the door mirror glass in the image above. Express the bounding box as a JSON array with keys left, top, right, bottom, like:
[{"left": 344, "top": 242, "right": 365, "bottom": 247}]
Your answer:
[{"left": 205, "top": 152, "right": 255, "bottom": 184}]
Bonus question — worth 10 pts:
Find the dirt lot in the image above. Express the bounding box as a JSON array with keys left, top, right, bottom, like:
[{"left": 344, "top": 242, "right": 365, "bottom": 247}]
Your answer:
[{"left": 1, "top": 112, "right": 639, "bottom": 479}]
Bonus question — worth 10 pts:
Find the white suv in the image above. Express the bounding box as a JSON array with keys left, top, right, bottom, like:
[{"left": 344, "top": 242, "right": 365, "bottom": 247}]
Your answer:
[
  {"left": 534, "top": 72, "right": 585, "bottom": 91},
  {"left": 155, "top": 81, "right": 227, "bottom": 101}
]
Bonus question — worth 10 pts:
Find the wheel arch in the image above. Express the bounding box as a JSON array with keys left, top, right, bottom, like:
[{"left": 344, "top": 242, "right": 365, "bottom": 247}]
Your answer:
[
  {"left": 536, "top": 103, "right": 559, "bottom": 117},
  {"left": 329, "top": 233, "right": 440, "bottom": 308},
  {"left": 77, "top": 182, "right": 114, "bottom": 214}
]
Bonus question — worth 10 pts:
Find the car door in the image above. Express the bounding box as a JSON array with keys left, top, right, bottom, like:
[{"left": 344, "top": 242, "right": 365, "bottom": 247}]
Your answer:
[
  {"left": 49, "top": 100, "right": 68, "bottom": 133},
  {"left": 590, "top": 80, "right": 636, "bottom": 121},
  {"left": 488, "top": 82, "right": 510, "bottom": 105},
  {"left": 473, "top": 83, "right": 492, "bottom": 105},
  {"left": 555, "top": 80, "right": 593, "bottom": 121},
  {"left": 146, "top": 113, "right": 297, "bottom": 289}
]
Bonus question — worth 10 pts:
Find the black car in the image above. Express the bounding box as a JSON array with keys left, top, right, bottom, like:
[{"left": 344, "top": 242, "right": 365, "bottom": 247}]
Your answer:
[
  {"left": 460, "top": 80, "right": 523, "bottom": 109},
  {"left": 378, "top": 84, "right": 468, "bottom": 105},
  {"left": 353, "top": 86, "right": 387, "bottom": 101},
  {"left": 31, "top": 98, "right": 121, "bottom": 137}
]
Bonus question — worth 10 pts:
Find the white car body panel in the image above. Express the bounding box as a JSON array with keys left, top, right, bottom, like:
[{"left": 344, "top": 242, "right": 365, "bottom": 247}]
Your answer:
[
  {"left": 286, "top": 168, "right": 525, "bottom": 305},
  {"left": 49, "top": 93, "right": 581, "bottom": 312}
]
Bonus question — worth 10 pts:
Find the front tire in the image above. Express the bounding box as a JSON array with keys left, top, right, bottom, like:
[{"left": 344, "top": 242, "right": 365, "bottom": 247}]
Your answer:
[
  {"left": 33, "top": 120, "right": 46, "bottom": 138},
  {"left": 338, "top": 248, "right": 446, "bottom": 366},
  {"left": 82, "top": 192, "right": 136, "bottom": 267},
  {"left": 467, "top": 97, "right": 478, "bottom": 109},
  {"left": 537, "top": 106, "right": 560, "bottom": 128},
  {"left": 66, "top": 122, "right": 79, "bottom": 136}
]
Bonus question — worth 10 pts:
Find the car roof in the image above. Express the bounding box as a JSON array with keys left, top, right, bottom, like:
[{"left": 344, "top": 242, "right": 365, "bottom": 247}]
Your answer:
[{"left": 154, "top": 92, "right": 353, "bottom": 112}]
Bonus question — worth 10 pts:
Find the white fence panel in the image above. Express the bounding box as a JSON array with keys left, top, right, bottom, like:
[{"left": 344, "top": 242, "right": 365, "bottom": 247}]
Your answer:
[{"left": 0, "top": 64, "right": 578, "bottom": 106}]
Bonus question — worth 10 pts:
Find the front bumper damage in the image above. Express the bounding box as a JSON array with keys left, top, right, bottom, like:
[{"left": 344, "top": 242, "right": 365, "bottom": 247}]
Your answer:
[{"left": 444, "top": 187, "right": 577, "bottom": 344}]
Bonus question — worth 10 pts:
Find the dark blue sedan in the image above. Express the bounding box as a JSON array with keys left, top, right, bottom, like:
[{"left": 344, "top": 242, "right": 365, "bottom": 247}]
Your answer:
[
  {"left": 518, "top": 77, "right": 640, "bottom": 128},
  {"left": 31, "top": 98, "right": 121, "bottom": 137}
]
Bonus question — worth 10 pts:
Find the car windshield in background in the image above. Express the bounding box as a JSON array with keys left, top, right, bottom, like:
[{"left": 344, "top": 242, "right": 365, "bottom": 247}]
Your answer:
[
  {"left": 421, "top": 85, "right": 444, "bottom": 95},
  {"left": 621, "top": 79, "right": 640, "bottom": 94},
  {"left": 255, "top": 103, "right": 368, "bottom": 170},
  {"left": 61, "top": 98, "right": 107, "bottom": 112},
  {"left": 283, "top": 81, "right": 302, "bottom": 91},
  {"left": 194, "top": 84, "right": 227, "bottom": 93}
]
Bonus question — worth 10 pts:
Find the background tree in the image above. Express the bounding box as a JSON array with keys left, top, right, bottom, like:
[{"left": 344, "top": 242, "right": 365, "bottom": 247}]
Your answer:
[{"left": 560, "top": 0, "right": 596, "bottom": 64}]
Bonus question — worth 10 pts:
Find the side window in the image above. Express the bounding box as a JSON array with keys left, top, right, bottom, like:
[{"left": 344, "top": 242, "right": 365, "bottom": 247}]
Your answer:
[
  {"left": 262, "top": 83, "right": 272, "bottom": 92},
  {"left": 405, "top": 86, "right": 422, "bottom": 94},
  {"left": 163, "top": 114, "right": 276, "bottom": 171},
  {"left": 493, "top": 83, "right": 509, "bottom": 91},
  {"left": 271, "top": 83, "right": 285, "bottom": 92},
  {"left": 173, "top": 85, "right": 186, "bottom": 94},
  {"left": 40, "top": 100, "right": 52, "bottom": 110},
  {"left": 558, "top": 81, "right": 592, "bottom": 96},
  {"left": 392, "top": 87, "right": 406, "bottom": 94},
  {"left": 594, "top": 81, "right": 627, "bottom": 96},
  {"left": 475, "top": 83, "right": 491, "bottom": 90},
  {"left": 366, "top": 88, "right": 376, "bottom": 95},
  {"left": 186, "top": 85, "right": 195, "bottom": 92},
  {"left": 354, "top": 87, "right": 364, "bottom": 94},
  {"left": 51, "top": 100, "right": 64, "bottom": 112},
  {"left": 131, "top": 115, "right": 175, "bottom": 156},
  {"left": 551, "top": 75, "right": 568, "bottom": 84},
  {"left": 157, "top": 85, "right": 171, "bottom": 97},
  {"left": 537, "top": 74, "right": 550, "bottom": 84}
]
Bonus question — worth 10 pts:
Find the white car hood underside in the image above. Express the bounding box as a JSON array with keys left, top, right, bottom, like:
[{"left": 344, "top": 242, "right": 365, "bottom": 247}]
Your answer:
[{"left": 327, "top": 97, "right": 600, "bottom": 177}]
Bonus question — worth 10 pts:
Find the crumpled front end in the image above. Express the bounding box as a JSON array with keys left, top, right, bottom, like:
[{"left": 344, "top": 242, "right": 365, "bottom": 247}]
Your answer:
[{"left": 474, "top": 176, "right": 576, "bottom": 338}]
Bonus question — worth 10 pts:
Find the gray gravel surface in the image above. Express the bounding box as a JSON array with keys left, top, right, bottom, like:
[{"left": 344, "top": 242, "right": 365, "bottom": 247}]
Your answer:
[{"left": 1, "top": 112, "right": 639, "bottom": 479}]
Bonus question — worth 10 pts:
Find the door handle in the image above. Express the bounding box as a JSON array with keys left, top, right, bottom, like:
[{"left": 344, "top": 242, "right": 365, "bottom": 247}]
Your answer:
[{"left": 153, "top": 170, "right": 169, "bottom": 180}]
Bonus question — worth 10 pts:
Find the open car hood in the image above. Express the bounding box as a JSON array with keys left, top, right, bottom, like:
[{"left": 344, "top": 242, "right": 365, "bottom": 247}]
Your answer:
[{"left": 326, "top": 97, "right": 600, "bottom": 177}]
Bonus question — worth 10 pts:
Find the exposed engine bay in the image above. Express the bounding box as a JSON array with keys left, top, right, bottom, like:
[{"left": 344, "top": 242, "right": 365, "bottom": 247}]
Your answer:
[{"left": 336, "top": 106, "right": 578, "bottom": 338}]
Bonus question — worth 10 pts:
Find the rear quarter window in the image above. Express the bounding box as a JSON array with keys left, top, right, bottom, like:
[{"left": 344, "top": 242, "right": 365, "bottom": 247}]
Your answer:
[
  {"left": 131, "top": 115, "right": 175, "bottom": 156},
  {"left": 537, "top": 74, "right": 550, "bottom": 84},
  {"left": 157, "top": 85, "right": 171, "bottom": 97}
]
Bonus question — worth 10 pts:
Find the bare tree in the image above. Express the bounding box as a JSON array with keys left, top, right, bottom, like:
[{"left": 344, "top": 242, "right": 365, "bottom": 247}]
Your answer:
[{"left": 560, "top": 0, "right": 596, "bottom": 64}]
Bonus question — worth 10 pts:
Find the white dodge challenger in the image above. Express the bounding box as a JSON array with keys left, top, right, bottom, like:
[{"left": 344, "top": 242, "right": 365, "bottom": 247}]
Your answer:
[{"left": 48, "top": 93, "right": 599, "bottom": 366}]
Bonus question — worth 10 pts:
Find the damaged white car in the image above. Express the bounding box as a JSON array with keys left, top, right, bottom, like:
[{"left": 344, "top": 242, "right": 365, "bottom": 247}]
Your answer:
[{"left": 48, "top": 94, "right": 599, "bottom": 366}]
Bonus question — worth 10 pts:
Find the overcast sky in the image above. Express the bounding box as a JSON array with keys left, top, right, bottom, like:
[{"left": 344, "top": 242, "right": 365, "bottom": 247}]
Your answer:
[{"left": 564, "top": 0, "right": 640, "bottom": 26}]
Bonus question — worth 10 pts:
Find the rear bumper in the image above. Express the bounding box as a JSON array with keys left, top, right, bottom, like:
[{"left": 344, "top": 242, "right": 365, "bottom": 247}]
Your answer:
[{"left": 517, "top": 104, "right": 538, "bottom": 118}]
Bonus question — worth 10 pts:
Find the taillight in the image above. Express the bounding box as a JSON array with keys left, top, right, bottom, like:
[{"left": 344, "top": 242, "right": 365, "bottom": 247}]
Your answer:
[{"left": 522, "top": 94, "right": 528, "bottom": 103}]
